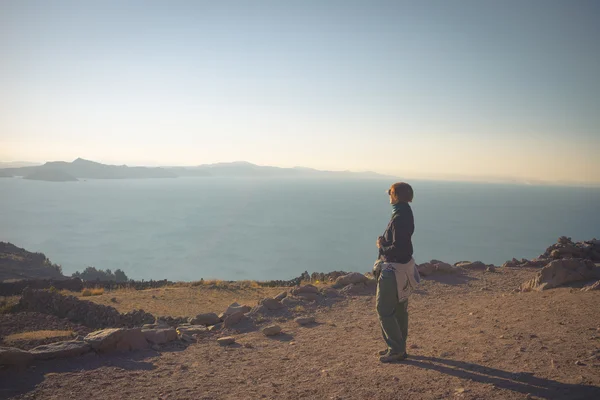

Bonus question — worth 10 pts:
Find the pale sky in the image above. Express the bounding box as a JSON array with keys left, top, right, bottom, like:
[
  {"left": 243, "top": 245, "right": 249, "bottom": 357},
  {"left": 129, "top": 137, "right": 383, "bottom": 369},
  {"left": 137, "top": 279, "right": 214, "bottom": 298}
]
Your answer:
[{"left": 1, "top": 0, "right": 599, "bottom": 184}]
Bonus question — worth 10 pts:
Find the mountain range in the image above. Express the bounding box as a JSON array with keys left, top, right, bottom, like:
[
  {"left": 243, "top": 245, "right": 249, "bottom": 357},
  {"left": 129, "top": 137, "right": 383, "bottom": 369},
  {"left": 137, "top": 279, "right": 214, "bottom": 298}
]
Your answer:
[{"left": 0, "top": 158, "right": 391, "bottom": 181}]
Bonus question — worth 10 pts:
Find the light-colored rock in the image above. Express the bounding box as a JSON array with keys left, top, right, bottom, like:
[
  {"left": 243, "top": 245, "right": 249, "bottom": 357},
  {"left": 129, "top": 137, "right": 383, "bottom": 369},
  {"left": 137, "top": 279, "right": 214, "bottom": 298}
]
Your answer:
[
  {"left": 295, "top": 316, "right": 316, "bottom": 325},
  {"left": 521, "top": 259, "right": 600, "bottom": 291},
  {"left": 84, "top": 328, "right": 148, "bottom": 353},
  {"left": 223, "top": 311, "right": 247, "bottom": 328},
  {"left": 217, "top": 336, "right": 236, "bottom": 345},
  {"left": 222, "top": 303, "right": 252, "bottom": 318},
  {"left": 262, "top": 325, "right": 282, "bottom": 336},
  {"left": 188, "top": 312, "right": 221, "bottom": 326},
  {"left": 176, "top": 325, "right": 207, "bottom": 335},
  {"left": 333, "top": 272, "right": 368, "bottom": 288},
  {"left": 455, "top": 261, "right": 486, "bottom": 270},
  {"left": 30, "top": 341, "right": 91, "bottom": 360},
  {"left": 291, "top": 284, "right": 319, "bottom": 295},
  {"left": 0, "top": 346, "right": 34, "bottom": 366},
  {"left": 142, "top": 328, "right": 178, "bottom": 345},
  {"left": 259, "top": 298, "right": 284, "bottom": 310},
  {"left": 274, "top": 291, "right": 288, "bottom": 301},
  {"left": 581, "top": 280, "right": 600, "bottom": 291}
]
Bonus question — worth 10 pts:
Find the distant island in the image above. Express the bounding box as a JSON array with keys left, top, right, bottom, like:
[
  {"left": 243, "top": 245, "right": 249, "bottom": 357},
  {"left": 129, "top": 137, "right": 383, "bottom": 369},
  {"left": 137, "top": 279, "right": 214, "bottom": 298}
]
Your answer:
[
  {"left": 24, "top": 169, "right": 78, "bottom": 182},
  {"left": 0, "top": 158, "right": 392, "bottom": 182}
]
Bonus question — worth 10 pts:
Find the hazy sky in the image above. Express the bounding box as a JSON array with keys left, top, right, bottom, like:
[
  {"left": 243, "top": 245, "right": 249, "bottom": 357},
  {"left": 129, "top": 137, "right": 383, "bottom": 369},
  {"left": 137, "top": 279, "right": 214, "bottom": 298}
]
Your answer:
[{"left": 1, "top": 0, "right": 599, "bottom": 183}]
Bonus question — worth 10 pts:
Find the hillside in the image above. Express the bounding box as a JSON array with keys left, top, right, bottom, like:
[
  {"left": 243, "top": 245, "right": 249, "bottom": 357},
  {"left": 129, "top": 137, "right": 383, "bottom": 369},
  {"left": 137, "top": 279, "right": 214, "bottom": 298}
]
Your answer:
[
  {"left": 1, "top": 158, "right": 392, "bottom": 181},
  {"left": 0, "top": 242, "right": 65, "bottom": 281},
  {"left": 23, "top": 170, "right": 77, "bottom": 182}
]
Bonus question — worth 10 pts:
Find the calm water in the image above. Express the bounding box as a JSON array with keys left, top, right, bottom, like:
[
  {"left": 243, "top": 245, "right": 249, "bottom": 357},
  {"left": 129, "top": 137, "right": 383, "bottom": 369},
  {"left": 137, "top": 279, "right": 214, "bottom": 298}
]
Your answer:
[{"left": 0, "top": 178, "right": 598, "bottom": 281}]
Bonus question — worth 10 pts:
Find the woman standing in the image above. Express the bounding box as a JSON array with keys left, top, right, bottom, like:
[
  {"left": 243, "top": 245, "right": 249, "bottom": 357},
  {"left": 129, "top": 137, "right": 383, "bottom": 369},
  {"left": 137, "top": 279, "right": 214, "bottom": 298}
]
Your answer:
[{"left": 375, "top": 182, "right": 419, "bottom": 363}]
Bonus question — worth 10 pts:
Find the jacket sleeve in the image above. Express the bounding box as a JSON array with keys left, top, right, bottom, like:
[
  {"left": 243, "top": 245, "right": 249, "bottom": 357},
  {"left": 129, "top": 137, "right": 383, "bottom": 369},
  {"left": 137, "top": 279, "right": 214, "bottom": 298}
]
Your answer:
[{"left": 379, "top": 212, "right": 413, "bottom": 256}]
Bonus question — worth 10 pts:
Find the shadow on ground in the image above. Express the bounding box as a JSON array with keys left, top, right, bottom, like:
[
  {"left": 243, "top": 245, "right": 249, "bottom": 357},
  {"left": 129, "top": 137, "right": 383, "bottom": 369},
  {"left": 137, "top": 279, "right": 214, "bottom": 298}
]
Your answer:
[
  {"left": 421, "top": 272, "right": 477, "bottom": 286},
  {"left": 403, "top": 355, "right": 600, "bottom": 400},
  {"left": 0, "top": 350, "right": 158, "bottom": 400}
]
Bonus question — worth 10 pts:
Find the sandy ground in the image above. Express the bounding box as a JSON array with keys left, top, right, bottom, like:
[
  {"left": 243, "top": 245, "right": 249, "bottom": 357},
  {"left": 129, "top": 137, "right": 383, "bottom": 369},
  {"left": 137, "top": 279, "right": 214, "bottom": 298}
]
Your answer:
[{"left": 1, "top": 268, "right": 599, "bottom": 400}]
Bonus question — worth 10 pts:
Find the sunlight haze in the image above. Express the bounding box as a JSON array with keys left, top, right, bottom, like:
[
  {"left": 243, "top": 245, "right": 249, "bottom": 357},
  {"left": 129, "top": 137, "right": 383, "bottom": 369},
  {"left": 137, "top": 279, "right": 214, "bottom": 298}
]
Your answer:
[{"left": 1, "top": 0, "right": 598, "bottom": 184}]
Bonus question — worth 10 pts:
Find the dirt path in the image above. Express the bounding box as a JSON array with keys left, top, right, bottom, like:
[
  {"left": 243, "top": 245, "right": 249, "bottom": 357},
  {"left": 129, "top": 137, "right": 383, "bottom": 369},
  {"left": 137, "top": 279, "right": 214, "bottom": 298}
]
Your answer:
[{"left": 1, "top": 269, "right": 599, "bottom": 400}]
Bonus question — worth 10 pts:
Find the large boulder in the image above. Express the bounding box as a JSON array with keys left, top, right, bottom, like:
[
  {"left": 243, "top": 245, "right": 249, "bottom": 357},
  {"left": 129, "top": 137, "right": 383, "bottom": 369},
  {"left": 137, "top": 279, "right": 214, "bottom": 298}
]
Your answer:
[
  {"left": 581, "top": 280, "right": 600, "bottom": 292},
  {"left": 521, "top": 259, "right": 600, "bottom": 291},
  {"left": 188, "top": 312, "right": 221, "bottom": 326},
  {"left": 30, "top": 341, "right": 91, "bottom": 360},
  {"left": 0, "top": 346, "right": 34, "bottom": 367},
  {"left": 297, "top": 292, "right": 319, "bottom": 301},
  {"left": 333, "top": 272, "right": 368, "bottom": 288},
  {"left": 142, "top": 328, "right": 178, "bottom": 345},
  {"left": 84, "top": 328, "right": 148, "bottom": 353},
  {"left": 417, "top": 263, "right": 436, "bottom": 276},
  {"left": 176, "top": 325, "right": 207, "bottom": 336}
]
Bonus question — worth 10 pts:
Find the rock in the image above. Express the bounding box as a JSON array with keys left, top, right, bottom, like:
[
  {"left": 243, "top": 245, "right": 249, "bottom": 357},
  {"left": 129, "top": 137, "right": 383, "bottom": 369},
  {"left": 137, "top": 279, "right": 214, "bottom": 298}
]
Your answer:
[
  {"left": 455, "top": 261, "right": 487, "bottom": 270},
  {"left": 259, "top": 298, "right": 284, "bottom": 310},
  {"left": 188, "top": 312, "right": 221, "bottom": 326},
  {"left": 142, "top": 328, "right": 178, "bottom": 345},
  {"left": 274, "top": 291, "right": 288, "bottom": 301},
  {"left": 486, "top": 266, "right": 496, "bottom": 273},
  {"left": 262, "top": 325, "right": 282, "bottom": 336},
  {"left": 223, "top": 311, "right": 247, "bottom": 328},
  {"left": 435, "top": 262, "right": 457, "bottom": 273},
  {"left": 30, "top": 341, "right": 91, "bottom": 360},
  {"left": 0, "top": 346, "right": 34, "bottom": 367},
  {"left": 321, "top": 288, "right": 339, "bottom": 297},
  {"left": 291, "top": 284, "right": 319, "bottom": 295},
  {"left": 295, "top": 316, "right": 315, "bottom": 325},
  {"left": 281, "top": 297, "right": 299, "bottom": 306},
  {"left": 417, "top": 263, "right": 436, "bottom": 276},
  {"left": 297, "top": 292, "right": 319, "bottom": 301},
  {"left": 222, "top": 303, "right": 252, "bottom": 318},
  {"left": 84, "top": 328, "right": 148, "bottom": 353},
  {"left": 521, "top": 259, "right": 600, "bottom": 291},
  {"left": 208, "top": 323, "right": 223, "bottom": 332},
  {"left": 333, "top": 272, "right": 368, "bottom": 288},
  {"left": 217, "top": 336, "right": 236, "bottom": 346},
  {"left": 176, "top": 325, "right": 207, "bottom": 335},
  {"left": 581, "top": 280, "right": 600, "bottom": 291}
]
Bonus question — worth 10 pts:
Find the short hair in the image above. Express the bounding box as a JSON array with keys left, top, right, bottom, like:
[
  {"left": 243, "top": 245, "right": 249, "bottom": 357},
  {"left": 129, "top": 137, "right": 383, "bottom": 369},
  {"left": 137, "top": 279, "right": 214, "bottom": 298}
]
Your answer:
[{"left": 389, "top": 182, "right": 414, "bottom": 203}]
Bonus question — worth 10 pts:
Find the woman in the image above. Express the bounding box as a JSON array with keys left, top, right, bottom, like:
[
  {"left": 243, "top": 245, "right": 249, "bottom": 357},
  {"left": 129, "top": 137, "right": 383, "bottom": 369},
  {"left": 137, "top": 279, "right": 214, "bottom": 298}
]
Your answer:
[{"left": 374, "top": 182, "right": 419, "bottom": 363}]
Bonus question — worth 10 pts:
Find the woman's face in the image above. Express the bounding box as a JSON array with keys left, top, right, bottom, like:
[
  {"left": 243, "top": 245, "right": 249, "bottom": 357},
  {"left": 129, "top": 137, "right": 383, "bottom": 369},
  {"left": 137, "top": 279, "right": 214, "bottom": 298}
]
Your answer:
[{"left": 388, "top": 189, "right": 397, "bottom": 204}]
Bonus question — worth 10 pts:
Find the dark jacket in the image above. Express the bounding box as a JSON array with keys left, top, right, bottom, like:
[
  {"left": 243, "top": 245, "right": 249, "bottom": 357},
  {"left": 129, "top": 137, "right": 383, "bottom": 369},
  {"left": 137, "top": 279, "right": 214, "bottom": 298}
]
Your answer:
[{"left": 378, "top": 202, "right": 414, "bottom": 264}]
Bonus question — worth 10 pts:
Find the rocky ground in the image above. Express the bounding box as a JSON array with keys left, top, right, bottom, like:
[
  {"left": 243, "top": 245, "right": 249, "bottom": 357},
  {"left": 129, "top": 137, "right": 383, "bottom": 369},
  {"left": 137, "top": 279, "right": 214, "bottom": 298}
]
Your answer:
[{"left": 1, "top": 266, "right": 599, "bottom": 400}]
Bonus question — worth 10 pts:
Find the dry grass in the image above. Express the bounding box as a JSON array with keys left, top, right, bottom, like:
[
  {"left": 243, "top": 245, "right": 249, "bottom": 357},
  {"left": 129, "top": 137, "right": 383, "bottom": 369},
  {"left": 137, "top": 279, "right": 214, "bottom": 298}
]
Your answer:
[
  {"left": 4, "top": 330, "right": 74, "bottom": 343},
  {"left": 0, "top": 295, "right": 20, "bottom": 314},
  {"left": 77, "top": 285, "right": 285, "bottom": 317},
  {"left": 81, "top": 288, "right": 104, "bottom": 297}
]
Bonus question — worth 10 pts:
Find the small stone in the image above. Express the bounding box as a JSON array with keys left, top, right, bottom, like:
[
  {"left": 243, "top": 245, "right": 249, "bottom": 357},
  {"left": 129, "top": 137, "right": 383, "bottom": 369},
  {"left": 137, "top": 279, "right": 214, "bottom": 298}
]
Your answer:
[
  {"left": 259, "top": 298, "right": 284, "bottom": 310},
  {"left": 294, "top": 316, "right": 316, "bottom": 326},
  {"left": 217, "top": 336, "right": 236, "bottom": 346},
  {"left": 262, "top": 325, "right": 282, "bottom": 336},
  {"left": 575, "top": 360, "right": 586, "bottom": 366},
  {"left": 243, "top": 343, "right": 253, "bottom": 348},
  {"left": 409, "top": 344, "right": 419, "bottom": 349},
  {"left": 208, "top": 323, "right": 223, "bottom": 332}
]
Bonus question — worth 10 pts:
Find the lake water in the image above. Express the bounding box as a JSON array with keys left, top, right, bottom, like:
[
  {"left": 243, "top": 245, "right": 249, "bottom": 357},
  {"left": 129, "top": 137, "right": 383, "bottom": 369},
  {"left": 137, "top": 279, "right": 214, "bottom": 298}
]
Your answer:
[{"left": 0, "top": 178, "right": 598, "bottom": 281}]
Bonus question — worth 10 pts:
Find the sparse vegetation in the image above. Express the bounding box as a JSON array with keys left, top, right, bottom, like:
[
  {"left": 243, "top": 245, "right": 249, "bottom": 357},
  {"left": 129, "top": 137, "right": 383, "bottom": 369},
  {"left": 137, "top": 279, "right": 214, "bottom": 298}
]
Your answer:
[
  {"left": 4, "top": 330, "right": 74, "bottom": 343},
  {"left": 81, "top": 288, "right": 105, "bottom": 297}
]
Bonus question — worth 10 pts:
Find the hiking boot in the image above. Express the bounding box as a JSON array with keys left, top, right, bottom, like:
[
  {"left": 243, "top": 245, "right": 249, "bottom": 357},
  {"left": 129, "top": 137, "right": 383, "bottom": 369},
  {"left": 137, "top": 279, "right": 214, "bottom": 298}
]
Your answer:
[
  {"left": 379, "top": 352, "right": 407, "bottom": 363},
  {"left": 378, "top": 349, "right": 389, "bottom": 356}
]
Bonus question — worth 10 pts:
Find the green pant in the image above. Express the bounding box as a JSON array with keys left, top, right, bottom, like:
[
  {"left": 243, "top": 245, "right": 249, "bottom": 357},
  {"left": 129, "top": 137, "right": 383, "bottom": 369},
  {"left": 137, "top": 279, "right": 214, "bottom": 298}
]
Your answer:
[{"left": 376, "top": 269, "right": 408, "bottom": 355}]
